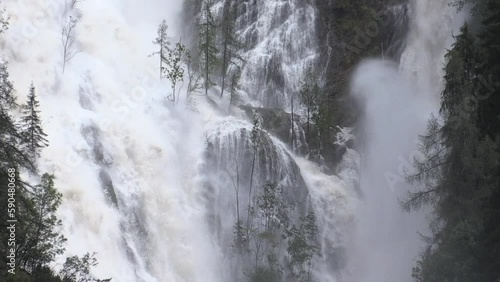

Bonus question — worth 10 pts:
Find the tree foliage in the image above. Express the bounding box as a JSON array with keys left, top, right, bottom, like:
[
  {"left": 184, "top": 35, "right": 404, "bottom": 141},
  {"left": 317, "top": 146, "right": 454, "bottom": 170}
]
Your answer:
[
  {"left": 198, "top": 0, "right": 219, "bottom": 96},
  {"left": 300, "top": 68, "right": 320, "bottom": 144},
  {"left": 164, "top": 42, "right": 188, "bottom": 105},
  {"left": 220, "top": 0, "right": 243, "bottom": 98},
  {"left": 21, "top": 83, "right": 48, "bottom": 161},
  {"left": 60, "top": 252, "right": 111, "bottom": 282},
  {"left": 234, "top": 182, "right": 318, "bottom": 281},
  {"left": 405, "top": 20, "right": 500, "bottom": 282},
  {"left": 151, "top": 20, "right": 171, "bottom": 80},
  {"left": 17, "top": 174, "right": 66, "bottom": 272},
  {"left": 0, "top": 16, "right": 103, "bottom": 281}
]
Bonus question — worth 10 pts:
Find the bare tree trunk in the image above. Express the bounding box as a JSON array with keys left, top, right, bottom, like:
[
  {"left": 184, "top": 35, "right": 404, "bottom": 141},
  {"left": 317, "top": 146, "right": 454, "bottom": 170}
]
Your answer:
[
  {"left": 291, "top": 95, "right": 295, "bottom": 152},
  {"left": 160, "top": 44, "right": 163, "bottom": 80},
  {"left": 61, "top": 17, "right": 80, "bottom": 74},
  {"left": 221, "top": 40, "right": 228, "bottom": 98},
  {"left": 205, "top": 23, "right": 209, "bottom": 96},
  {"left": 307, "top": 107, "right": 310, "bottom": 143},
  {"left": 246, "top": 150, "right": 256, "bottom": 240}
]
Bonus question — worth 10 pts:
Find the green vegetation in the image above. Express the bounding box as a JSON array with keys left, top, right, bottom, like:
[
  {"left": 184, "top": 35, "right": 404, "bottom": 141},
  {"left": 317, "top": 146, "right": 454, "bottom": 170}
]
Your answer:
[
  {"left": 198, "top": 0, "right": 219, "bottom": 96},
  {"left": 151, "top": 20, "right": 191, "bottom": 105},
  {"left": 151, "top": 20, "right": 170, "bottom": 80},
  {"left": 0, "top": 17, "right": 106, "bottom": 282},
  {"left": 404, "top": 1, "right": 500, "bottom": 281},
  {"left": 219, "top": 0, "right": 242, "bottom": 98},
  {"left": 21, "top": 83, "right": 48, "bottom": 161},
  {"left": 317, "top": 0, "right": 402, "bottom": 127},
  {"left": 165, "top": 42, "right": 189, "bottom": 105},
  {"left": 233, "top": 182, "right": 319, "bottom": 282}
]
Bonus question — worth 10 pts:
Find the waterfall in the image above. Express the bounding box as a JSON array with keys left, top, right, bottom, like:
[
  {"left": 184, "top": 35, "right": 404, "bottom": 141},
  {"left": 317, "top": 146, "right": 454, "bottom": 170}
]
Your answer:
[
  {"left": 0, "top": 0, "right": 471, "bottom": 281},
  {"left": 345, "top": 1, "right": 468, "bottom": 281},
  {"left": 2, "top": 0, "right": 224, "bottom": 281},
  {"left": 221, "top": 0, "right": 317, "bottom": 109}
]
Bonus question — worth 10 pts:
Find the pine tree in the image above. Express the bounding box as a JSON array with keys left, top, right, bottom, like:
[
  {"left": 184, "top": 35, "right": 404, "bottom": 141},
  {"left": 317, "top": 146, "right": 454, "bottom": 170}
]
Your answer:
[
  {"left": 220, "top": 0, "right": 242, "bottom": 98},
  {"left": 0, "top": 61, "right": 34, "bottom": 173},
  {"left": 405, "top": 23, "right": 500, "bottom": 282},
  {"left": 198, "top": 0, "right": 219, "bottom": 96},
  {"left": 404, "top": 24, "right": 482, "bottom": 211},
  {"left": 0, "top": 60, "right": 35, "bottom": 278},
  {"left": 478, "top": 0, "right": 500, "bottom": 137},
  {"left": 0, "top": 61, "right": 16, "bottom": 111},
  {"left": 21, "top": 83, "right": 48, "bottom": 161},
  {"left": 151, "top": 20, "right": 171, "bottom": 80}
]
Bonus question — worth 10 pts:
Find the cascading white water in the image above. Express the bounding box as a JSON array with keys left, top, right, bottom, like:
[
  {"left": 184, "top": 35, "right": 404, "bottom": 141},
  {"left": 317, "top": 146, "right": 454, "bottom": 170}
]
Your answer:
[
  {"left": 345, "top": 1, "right": 468, "bottom": 281},
  {"left": 0, "top": 0, "right": 472, "bottom": 281},
  {"left": 0, "top": 0, "right": 353, "bottom": 281},
  {"left": 221, "top": 0, "right": 317, "bottom": 109},
  {"left": 1, "top": 0, "right": 226, "bottom": 281}
]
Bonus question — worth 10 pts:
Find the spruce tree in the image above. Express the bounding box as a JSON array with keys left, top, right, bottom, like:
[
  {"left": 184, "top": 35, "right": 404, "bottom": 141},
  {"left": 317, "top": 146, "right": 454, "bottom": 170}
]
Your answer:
[
  {"left": 478, "top": 0, "right": 500, "bottom": 137},
  {"left": 0, "top": 61, "right": 34, "bottom": 172},
  {"left": 0, "top": 61, "right": 16, "bottom": 111},
  {"left": 151, "top": 20, "right": 171, "bottom": 80},
  {"left": 405, "top": 23, "right": 500, "bottom": 282},
  {"left": 220, "top": 0, "right": 242, "bottom": 98},
  {"left": 21, "top": 83, "right": 48, "bottom": 161},
  {"left": 198, "top": 0, "right": 219, "bottom": 96}
]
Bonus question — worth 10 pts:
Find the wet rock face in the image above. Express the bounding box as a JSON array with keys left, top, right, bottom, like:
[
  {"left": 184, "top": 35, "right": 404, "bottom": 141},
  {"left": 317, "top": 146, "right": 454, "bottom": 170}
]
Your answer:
[
  {"left": 200, "top": 118, "right": 313, "bottom": 281},
  {"left": 239, "top": 105, "right": 301, "bottom": 151},
  {"left": 239, "top": 105, "right": 352, "bottom": 174},
  {"left": 81, "top": 124, "right": 118, "bottom": 207},
  {"left": 234, "top": 0, "right": 318, "bottom": 109},
  {"left": 315, "top": 0, "right": 409, "bottom": 62},
  {"left": 204, "top": 119, "right": 310, "bottom": 216},
  {"left": 314, "top": 0, "right": 410, "bottom": 126},
  {"left": 183, "top": 0, "right": 318, "bottom": 109}
]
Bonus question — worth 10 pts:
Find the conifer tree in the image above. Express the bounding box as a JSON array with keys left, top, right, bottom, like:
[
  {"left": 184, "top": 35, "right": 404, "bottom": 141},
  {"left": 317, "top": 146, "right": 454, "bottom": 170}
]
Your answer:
[
  {"left": 21, "top": 83, "right": 48, "bottom": 161},
  {"left": 0, "top": 61, "right": 34, "bottom": 173},
  {"left": 405, "top": 23, "right": 500, "bottom": 282},
  {"left": 17, "top": 173, "right": 66, "bottom": 272},
  {"left": 300, "top": 68, "right": 319, "bottom": 143},
  {"left": 0, "top": 61, "right": 16, "bottom": 111},
  {"left": 478, "top": 0, "right": 500, "bottom": 137},
  {"left": 246, "top": 113, "right": 262, "bottom": 238},
  {"left": 0, "top": 9, "right": 8, "bottom": 35},
  {"left": 220, "top": 0, "right": 242, "bottom": 98},
  {"left": 198, "top": 0, "right": 219, "bottom": 96},
  {"left": 151, "top": 20, "right": 171, "bottom": 80}
]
